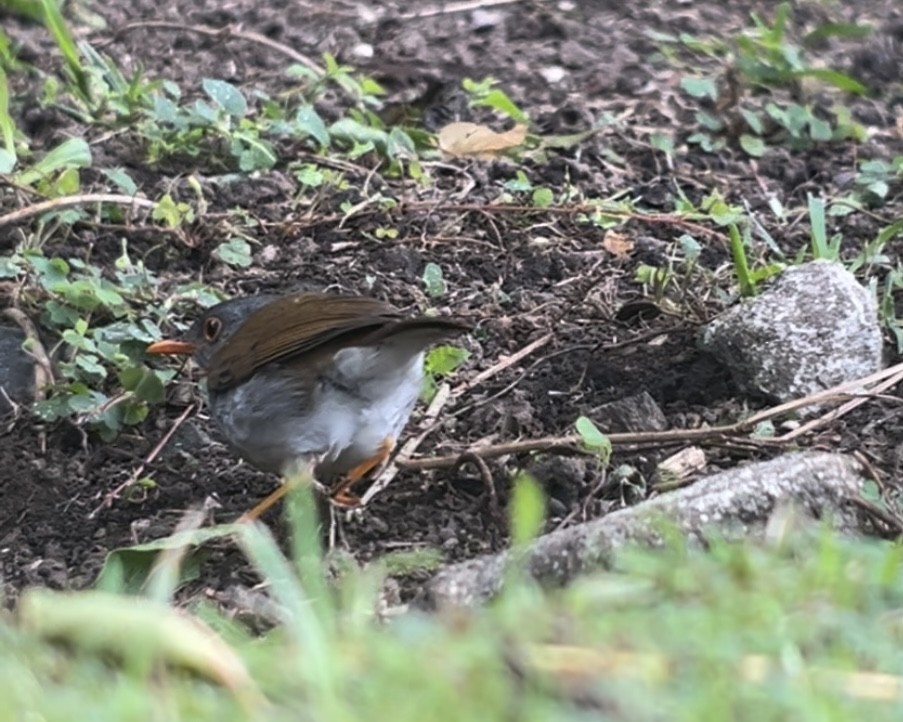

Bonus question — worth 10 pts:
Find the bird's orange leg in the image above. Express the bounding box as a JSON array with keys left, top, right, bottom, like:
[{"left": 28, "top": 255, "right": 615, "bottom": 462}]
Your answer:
[
  {"left": 239, "top": 459, "right": 322, "bottom": 523},
  {"left": 330, "top": 436, "right": 395, "bottom": 507},
  {"left": 238, "top": 483, "right": 294, "bottom": 523}
]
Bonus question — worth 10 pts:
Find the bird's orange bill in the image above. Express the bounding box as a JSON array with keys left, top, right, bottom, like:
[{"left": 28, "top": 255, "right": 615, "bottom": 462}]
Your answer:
[{"left": 146, "top": 339, "right": 197, "bottom": 355}]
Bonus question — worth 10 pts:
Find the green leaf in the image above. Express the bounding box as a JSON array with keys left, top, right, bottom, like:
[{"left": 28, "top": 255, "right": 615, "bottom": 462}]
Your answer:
[
  {"left": 236, "top": 139, "right": 276, "bottom": 171},
  {"left": 739, "top": 134, "right": 767, "bottom": 157},
  {"left": 212, "top": 237, "right": 253, "bottom": 268},
  {"left": 798, "top": 68, "right": 867, "bottom": 95},
  {"left": 96, "top": 525, "right": 242, "bottom": 594},
  {"left": 471, "top": 88, "right": 528, "bottom": 123},
  {"left": 202, "top": 78, "right": 247, "bottom": 117},
  {"left": 509, "top": 473, "right": 545, "bottom": 546},
  {"left": 532, "top": 187, "right": 554, "bottom": 208},
  {"left": 152, "top": 194, "right": 193, "bottom": 228},
  {"left": 16, "top": 137, "right": 92, "bottom": 186},
  {"left": 328, "top": 118, "right": 389, "bottom": 148},
  {"left": 101, "top": 167, "right": 138, "bottom": 195},
  {"left": 426, "top": 345, "right": 471, "bottom": 376},
  {"left": 74, "top": 354, "right": 107, "bottom": 378},
  {"left": 681, "top": 76, "right": 718, "bottom": 100},
  {"left": 0, "top": 147, "right": 14, "bottom": 173},
  {"left": 740, "top": 108, "right": 764, "bottom": 135},
  {"left": 808, "top": 115, "right": 832, "bottom": 142},
  {"left": 504, "top": 171, "right": 533, "bottom": 192},
  {"left": 421, "top": 262, "right": 446, "bottom": 298},
  {"left": 119, "top": 367, "right": 165, "bottom": 403},
  {"left": 575, "top": 416, "right": 612, "bottom": 461},
  {"left": 295, "top": 105, "right": 329, "bottom": 146}
]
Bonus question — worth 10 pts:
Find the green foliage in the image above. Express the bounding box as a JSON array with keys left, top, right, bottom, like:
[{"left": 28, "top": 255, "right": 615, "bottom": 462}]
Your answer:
[
  {"left": 833, "top": 157, "right": 903, "bottom": 211},
  {"left": 508, "top": 472, "right": 545, "bottom": 547},
  {"left": 462, "top": 76, "right": 528, "bottom": 123},
  {"left": 670, "top": 3, "right": 869, "bottom": 155},
  {"left": 421, "top": 262, "right": 446, "bottom": 298},
  {"left": 0, "top": 242, "right": 214, "bottom": 439},
  {"left": 575, "top": 415, "right": 612, "bottom": 463},
  {"left": 0, "top": 64, "right": 16, "bottom": 171},
  {"left": 807, "top": 194, "right": 843, "bottom": 261},
  {"left": 422, "top": 343, "right": 470, "bottom": 401},
  {"left": 6, "top": 508, "right": 903, "bottom": 720}
]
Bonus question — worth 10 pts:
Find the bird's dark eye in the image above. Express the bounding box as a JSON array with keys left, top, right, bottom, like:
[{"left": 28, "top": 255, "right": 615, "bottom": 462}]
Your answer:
[{"left": 203, "top": 316, "right": 223, "bottom": 342}]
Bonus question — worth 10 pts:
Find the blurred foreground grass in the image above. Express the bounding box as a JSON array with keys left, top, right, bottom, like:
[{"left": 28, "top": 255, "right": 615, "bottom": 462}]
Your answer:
[
  {"left": 0, "top": 529, "right": 903, "bottom": 722},
  {"left": 3, "top": 488, "right": 903, "bottom": 722}
]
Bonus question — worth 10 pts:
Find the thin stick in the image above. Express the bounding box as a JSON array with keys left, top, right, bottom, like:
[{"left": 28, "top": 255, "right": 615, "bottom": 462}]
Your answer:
[
  {"left": 0, "top": 194, "right": 156, "bottom": 229},
  {"left": 360, "top": 384, "right": 452, "bottom": 505},
  {"left": 399, "top": 362, "right": 903, "bottom": 471},
  {"left": 399, "top": 0, "right": 525, "bottom": 20},
  {"left": 452, "top": 451, "right": 503, "bottom": 524},
  {"left": 398, "top": 201, "right": 729, "bottom": 243},
  {"left": 777, "top": 368, "right": 903, "bottom": 441},
  {"left": 89, "top": 404, "right": 196, "bottom": 518},
  {"left": 112, "top": 21, "right": 322, "bottom": 73},
  {"left": 452, "top": 332, "right": 552, "bottom": 398}
]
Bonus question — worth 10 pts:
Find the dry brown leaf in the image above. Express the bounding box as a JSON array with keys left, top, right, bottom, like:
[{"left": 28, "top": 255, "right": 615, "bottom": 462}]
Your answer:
[
  {"left": 602, "top": 230, "right": 634, "bottom": 259},
  {"left": 437, "top": 122, "right": 528, "bottom": 157}
]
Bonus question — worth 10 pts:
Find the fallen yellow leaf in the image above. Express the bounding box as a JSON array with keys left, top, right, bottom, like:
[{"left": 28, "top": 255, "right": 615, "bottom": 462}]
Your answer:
[
  {"left": 602, "top": 230, "right": 634, "bottom": 259},
  {"left": 437, "top": 122, "right": 528, "bottom": 157}
]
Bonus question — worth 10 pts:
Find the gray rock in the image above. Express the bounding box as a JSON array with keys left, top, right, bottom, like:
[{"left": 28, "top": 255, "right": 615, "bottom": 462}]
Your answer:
[
  {"left": 699, "top": 261, "right": 883, "bottom": 411},
  {"left": 591, "top": 391, "right": 667, "bottom": 432},
  {"left": 0, "top": 324, "right": 35, "bottom": 413},
  {"left": 424, "top": 452, "right": 864, "bottom": 608}
]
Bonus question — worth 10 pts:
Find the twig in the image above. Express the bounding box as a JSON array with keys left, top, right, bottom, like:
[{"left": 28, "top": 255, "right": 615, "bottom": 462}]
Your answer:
[
  {"left": 0, "top": 194, "right": 156, "bottom": 229},
  {"left": 452, "top": 451, "right": 504, "bottom": 524},
  {"left": 360, "top": 384, "right": 452, "bottom": 505},
  {"left": 111, "top": 21, "right": 322, "bottom": 74},
  {"left": 398, "top": 201, "right": 730, "bottom": 244},
  {"left": 849, "top": 497, "right": 903, "bottom": 537},
  {"left": 2, "top": 307, "right": 53, "bottom": 399},
  {"left": 89, "top": 404, "right": 196, "bottom": 518},
  {"left": 399, "top": 362, "right": 903, "bottom": 471},
  {"left": 452, "top": 332, "right": 552, "bottom": 398},
  {"left": 399, "top": 0, "right": 525, "bottom": 19},
  {"left": 777, "top": 367, "right": 903, "bottom": 441}
]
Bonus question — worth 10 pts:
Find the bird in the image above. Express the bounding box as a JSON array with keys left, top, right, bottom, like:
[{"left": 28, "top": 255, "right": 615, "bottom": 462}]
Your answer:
[{"left": 146, "top": 291, "right": 470, "bottom": 520}]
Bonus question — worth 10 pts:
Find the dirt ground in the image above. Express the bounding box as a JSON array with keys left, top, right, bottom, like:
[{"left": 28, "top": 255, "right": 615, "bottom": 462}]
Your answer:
[{"left": 1, "top": 0, "right": 902, "bottom": 606}]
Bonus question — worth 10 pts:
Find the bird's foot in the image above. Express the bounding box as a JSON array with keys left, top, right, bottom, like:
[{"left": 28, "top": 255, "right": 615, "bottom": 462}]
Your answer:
[{"left": 328, "top": 436, "right": 396, "bottom": 506}]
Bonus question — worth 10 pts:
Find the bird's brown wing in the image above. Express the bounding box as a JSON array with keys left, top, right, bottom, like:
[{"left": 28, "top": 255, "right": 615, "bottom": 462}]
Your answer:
[{"left": 206, "top": 293, "right": 403, "bottom": 391}]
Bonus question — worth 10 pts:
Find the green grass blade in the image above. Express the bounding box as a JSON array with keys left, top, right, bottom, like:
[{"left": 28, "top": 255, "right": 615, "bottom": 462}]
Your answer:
[
  {"left": 40, "top": 0, "right": 91, "bottom": 100},
  {"left": 808, "top": 193, "right": 830, "bottom": 259},
  {"left": 0, "top": 64, "right": 16, "bottom": 171},
  {"left": 15, "top": 137, "right": 91, "bottom": 186},
  {"left": 729, "top": 224, "right": 756, "bottom": 296}
]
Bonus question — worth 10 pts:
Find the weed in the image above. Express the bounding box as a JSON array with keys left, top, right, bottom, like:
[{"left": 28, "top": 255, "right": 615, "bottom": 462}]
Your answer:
[{"left": 666, "top": 3, "right": 868, "bottom": 155}]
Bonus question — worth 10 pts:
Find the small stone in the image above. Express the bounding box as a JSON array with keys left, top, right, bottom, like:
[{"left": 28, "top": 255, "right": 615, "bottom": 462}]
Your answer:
[
  {"left": 699, "top": 260, "right": 884, "bottom": 414},
  {"left": 351, "top": 43, "right": 374, "bottom": 59},
  {"left": 539, "top": 66, "right": 567, "bottom": 84},
  {"left": 471, "top": 9, "right": 505, "bottom": 30},
  {"left": 591, "top": 391, "right": 668, "bottom": 432}
]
